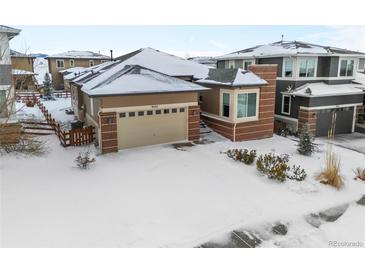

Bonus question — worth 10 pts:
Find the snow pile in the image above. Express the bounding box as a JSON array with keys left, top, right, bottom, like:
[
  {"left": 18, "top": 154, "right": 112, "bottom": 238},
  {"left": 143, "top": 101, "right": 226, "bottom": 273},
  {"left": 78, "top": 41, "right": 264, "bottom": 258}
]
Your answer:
[{"left": 49, "top": 50, "right": 109, "bottom": 59}]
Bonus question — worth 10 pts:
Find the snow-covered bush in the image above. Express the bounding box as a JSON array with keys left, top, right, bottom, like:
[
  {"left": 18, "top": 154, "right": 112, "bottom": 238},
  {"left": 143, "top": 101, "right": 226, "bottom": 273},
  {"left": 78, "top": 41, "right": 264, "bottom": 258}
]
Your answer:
[
  {"left": 227, "top": 148, "right": 257, "bottom": 165},
  {"left": 297, "top": 123, "right": 317, "bottom": 156},
  {"left": 315, "top": 151, "right": 343, "bottom": 189},
  {"left": 287, "top": 165, "right": 307, "bottom": 181},
  {"left": 256, "top": 153, "right": 290, "bottom": 182},
  {"left": 354, "top": 168, "right": 365, "bottom": 181},
  {"left": 75, "top": 151, "right": 95, "bottom": 169},
  {"left": 0, "top": 135, "right": 47, "bottom": 155}
]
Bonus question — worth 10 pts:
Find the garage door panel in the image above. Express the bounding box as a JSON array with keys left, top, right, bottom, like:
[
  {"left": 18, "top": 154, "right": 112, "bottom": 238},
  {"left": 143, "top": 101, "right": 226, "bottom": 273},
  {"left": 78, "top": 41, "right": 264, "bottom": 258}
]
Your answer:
[
  {"left": 117, "top": 110, "right": 187, "bottom": 149},
  {"left": 316, "top": 107, "right": 354, "bottom": 136}
]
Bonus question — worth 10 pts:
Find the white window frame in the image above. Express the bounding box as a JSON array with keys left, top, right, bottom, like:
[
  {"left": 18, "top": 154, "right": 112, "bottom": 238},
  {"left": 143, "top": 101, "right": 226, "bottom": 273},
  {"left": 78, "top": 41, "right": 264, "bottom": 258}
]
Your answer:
[
  {"left": 56, "top": 59, "right": 65, "bottom": 69},
  {"left": 281, "top": 95, "right": 291, "bottom": 115},
  {"left": 297, "top": 57, "right": 317, "bottom": 78},
  {"left": 338, "top": 58, "right": 355, "bottom": 77},
  {"left": 89, "top": 60, "right": 95, "bottom": 67},
  {"left": 220, "top": 91, "right": 231, "bottom": 118},
  {"left": 235, "top": 89, "right": 259, "bottom": 122},
  {"left": 283, "top": 57, "right": 294, "bottom": 78},
  {"left": 69, "top": 59, "right": 75, "bottom": 67}
]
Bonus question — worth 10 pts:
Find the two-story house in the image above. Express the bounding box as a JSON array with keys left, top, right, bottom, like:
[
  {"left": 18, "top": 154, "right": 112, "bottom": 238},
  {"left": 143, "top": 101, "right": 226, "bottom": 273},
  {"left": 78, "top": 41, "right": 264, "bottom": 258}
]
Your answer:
[
  {"left": 216, "top": 41, "right": 365, "bottom": 136},
  {"left": 46, "top": 51, "right": 110, "bottom": 90},
  {"left": 10, "top": 50, "right": 38, "bottom": 91},
  {"left": 0, "top": 26, "right": 20, "bottom": 118}
]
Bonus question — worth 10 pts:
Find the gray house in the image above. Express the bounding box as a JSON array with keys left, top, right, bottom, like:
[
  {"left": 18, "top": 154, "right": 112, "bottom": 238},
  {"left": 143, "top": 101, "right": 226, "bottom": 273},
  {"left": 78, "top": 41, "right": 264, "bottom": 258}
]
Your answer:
[{"left": 216, "top": 40, "right": 365, "bottom": 136}]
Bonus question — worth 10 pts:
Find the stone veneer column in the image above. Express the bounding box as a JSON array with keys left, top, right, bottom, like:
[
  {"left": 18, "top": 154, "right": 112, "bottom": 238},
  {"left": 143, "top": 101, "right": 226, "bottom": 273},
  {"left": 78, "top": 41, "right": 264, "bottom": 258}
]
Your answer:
[
  {"left": 298, "top": 108, "right": 317, "bottom": 135},
  {"left": 100, "top": 112, "right": 118, "bottom": 153},
  {"left": 188, "top": 105, "right": 200, "bottom": 141}
]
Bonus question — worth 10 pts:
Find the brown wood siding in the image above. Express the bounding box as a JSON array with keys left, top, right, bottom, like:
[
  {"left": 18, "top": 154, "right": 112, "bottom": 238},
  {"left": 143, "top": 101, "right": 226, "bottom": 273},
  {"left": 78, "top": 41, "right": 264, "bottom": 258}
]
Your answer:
[
  {"left": 11, "top": 56, "right": 34, "bottom": 72},
  {"left": 100, "top": 92, "right": 198, "bottom": 108}
]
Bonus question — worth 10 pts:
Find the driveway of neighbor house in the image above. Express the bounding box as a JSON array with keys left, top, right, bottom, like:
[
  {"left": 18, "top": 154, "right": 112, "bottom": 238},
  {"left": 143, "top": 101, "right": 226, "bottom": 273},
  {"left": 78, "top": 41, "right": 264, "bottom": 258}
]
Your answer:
[{"left": 318, "top": 133, "right": 365, "bottom": 154}]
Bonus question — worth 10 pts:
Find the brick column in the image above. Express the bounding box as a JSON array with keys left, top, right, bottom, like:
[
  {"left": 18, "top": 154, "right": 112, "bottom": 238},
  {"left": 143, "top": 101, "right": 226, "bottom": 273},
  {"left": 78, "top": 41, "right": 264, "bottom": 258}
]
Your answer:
[
  {"left": 298, "top": 108, "right": 317, "bottom": 135},
  {"left": 100, "top": 112, "right": 118, "bottom": 153},
  {"left": 188, "top": 105, "right": 200, "bottom": 141}
]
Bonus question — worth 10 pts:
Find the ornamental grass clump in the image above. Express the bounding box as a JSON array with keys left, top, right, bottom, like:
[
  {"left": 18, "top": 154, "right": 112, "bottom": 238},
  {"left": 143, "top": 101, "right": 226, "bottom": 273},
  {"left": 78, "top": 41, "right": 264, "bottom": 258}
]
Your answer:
[
  {"left": 315, "top": 151, "right": 343, "bottom": 189},
  {"left": 226, "top": 148, "right": 257, "bottom": 165}
]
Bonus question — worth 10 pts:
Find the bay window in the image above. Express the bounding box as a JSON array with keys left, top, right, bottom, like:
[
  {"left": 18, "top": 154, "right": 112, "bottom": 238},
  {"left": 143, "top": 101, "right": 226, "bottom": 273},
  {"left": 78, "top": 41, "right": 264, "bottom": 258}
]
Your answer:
[
  {"left": 284, "top": 58, "right": 293, "bottom": 77},
  {"left": 299, "top": 58, "right": 316, "bottom": 77},
  {"left": 339, "top": 59, "right": 354, "bottom": 77},
  {"left": 237, "top": 92, "right": 257, "bottom": 118},
  {"left": 222, "top": 93, "right": 230, "bottom": 117}
]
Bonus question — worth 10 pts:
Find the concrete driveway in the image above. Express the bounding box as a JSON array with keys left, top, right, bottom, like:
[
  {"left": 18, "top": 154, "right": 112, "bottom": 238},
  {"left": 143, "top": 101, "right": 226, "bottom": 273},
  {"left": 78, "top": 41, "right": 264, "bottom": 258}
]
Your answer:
[{"left": 319, "top": 133, "right": 365, "bottom": 154}]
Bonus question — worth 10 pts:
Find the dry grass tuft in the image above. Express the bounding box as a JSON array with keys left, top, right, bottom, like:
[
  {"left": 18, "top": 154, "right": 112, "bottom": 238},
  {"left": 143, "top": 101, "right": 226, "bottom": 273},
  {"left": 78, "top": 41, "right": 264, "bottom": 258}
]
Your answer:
[
  {"left": 354, "top": 168, "right": 365, "bottom": 181},
  {"left": 315, "top": 151, "right": 344, "bottom": 189}
]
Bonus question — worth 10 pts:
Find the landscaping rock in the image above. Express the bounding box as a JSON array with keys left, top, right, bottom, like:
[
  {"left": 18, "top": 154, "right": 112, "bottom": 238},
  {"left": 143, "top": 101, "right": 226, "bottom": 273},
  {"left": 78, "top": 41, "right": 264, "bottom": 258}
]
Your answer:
[
  {"left": 231, "top": 230, "right": 262, "bottom": 248},
  {"left": 357, "top": 195, "right": 365, "bottom": 206},
  {"left": 319, "top": 204, "right": 349, "bottom": 222},
  {"left": 305, "top": 213, "right": 322, "bottom": 228},
  {"left": 272, "top": 223, "right": 288, "bottom": 235}
]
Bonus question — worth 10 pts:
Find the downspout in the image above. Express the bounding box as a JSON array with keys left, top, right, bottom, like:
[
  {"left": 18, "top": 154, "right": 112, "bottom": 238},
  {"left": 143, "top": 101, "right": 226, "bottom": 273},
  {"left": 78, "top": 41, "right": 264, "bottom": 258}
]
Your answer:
[
  {"left": 97, "top": 110, "right": 103, "bottom": 153},
  {"left": 233, "top": 122, "right": 236, "bottom": 142}
]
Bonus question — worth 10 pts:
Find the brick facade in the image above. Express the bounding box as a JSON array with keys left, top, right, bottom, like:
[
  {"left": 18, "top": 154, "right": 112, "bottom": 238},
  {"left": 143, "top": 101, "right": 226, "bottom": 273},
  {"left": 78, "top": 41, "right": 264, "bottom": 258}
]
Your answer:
[
  {"left": 100, "top": 112, "right": 118, "bottom": 153},
  {"left": 188, "top": 105, "right": 200, "bottom": 141},
  {"left": 298, "top": 108, "right": 317, "bottom": 135}
]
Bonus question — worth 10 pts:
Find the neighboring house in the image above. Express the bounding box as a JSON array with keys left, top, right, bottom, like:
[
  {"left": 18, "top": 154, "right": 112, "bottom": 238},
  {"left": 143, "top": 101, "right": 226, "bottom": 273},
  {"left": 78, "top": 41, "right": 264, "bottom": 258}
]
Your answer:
[
  {"left": 0, "top": 26, "right": 21, "bottom": 118},
  {"left": 67, "top": 47, "right": 275, "bottom": 153},
  {"left": 216, "top": 40, "right": 365, "bottom": 136},
  {"left": 10, "top": 50, "right": 38, "bottom": 91},
  {"left": 46, "top": 51, "right": 110, "bottom": 90},
  {"left": 188, "top": 56, "right": 217, "bottom": 68},
  {"left": 196, "top": 65, "right": 277, "bottom": 141}
]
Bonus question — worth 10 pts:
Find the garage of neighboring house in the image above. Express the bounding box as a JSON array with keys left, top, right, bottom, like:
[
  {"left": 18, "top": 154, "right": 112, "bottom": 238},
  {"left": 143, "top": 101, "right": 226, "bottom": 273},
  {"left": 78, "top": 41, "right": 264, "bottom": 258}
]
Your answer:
[
  {"left": 315, "top": 107, "right": 354, "bottom": 136},
  {"left": 116, "top": 106, "right": 188, "bottom": 150}
]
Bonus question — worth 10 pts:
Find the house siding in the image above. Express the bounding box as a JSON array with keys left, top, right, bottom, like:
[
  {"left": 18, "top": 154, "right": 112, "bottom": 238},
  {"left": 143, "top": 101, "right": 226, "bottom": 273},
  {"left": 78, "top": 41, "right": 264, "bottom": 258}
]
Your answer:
[{"left": 256, "top": 57, "right": 283, "bottom": 77}]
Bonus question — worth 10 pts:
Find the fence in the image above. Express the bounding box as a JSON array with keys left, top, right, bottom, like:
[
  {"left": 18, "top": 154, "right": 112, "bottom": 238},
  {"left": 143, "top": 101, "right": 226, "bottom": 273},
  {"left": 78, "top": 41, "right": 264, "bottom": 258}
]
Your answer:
[
  {"left": 0, "top": 123, "right": 22, "bottom": 144},
  {"left": 17, "top": 91, "right": 71, "bottom": 102},
  {"left": 37, "top": 101, "right": 95, "bottom": 147}
]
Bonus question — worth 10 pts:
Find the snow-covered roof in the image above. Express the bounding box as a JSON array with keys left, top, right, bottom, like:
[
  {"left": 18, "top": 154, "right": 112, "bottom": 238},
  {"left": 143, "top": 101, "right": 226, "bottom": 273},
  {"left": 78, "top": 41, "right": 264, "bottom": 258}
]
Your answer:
[
  {"left": 83, "top": 65, "right": 209, "bottom": 97},
  {"left": 12, "top": 69, "right": 37, "bottom": 75},
  {"left": 67, "top": 61, "right": 120, "bottom": 83},
  {"left": 0, "top": 25, "right": 21, "bottom": 40},
  {"left": 48, "top": 50, "right": 110, "bottom": 59},
  {"left": 217, "top": 40, "right": 365, "bottom": 60},
  {"left": 10, "top": 49, "right": 33, "bottom": 57},
  {"left": 196, "top": 68, "right": 267, "bottom": 87},
  {"left": 114, "top": 47, "right": 210, "bottom": 79},
  {"left": 285, "top": 82, "right": 365, "bottom": 97},
  {"left": 60, "top": 67, "right": 87, "bottom": 75}
]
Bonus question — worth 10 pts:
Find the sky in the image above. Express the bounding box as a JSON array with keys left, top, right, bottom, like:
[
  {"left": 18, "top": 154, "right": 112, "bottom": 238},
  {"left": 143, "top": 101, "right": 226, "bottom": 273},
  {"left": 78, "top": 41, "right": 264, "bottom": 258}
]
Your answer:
[{"left": 9, "top": 25, "right": 365, "bottom": 58}]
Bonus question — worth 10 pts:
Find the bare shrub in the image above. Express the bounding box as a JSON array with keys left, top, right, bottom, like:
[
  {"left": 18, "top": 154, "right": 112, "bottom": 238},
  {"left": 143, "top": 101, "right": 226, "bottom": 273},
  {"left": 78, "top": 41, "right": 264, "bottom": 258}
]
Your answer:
[
  {"left": 315, "top": 151, "right": 344, "bottom": 189},
  {"left": 0, "top": 135, "right": 47, "bottom": 155},
  {"left": 75, "top": 151, "right": 95, "bottom": 169},
  {"left": 354, "top": 168, "right": 365, "bottom": 181}
]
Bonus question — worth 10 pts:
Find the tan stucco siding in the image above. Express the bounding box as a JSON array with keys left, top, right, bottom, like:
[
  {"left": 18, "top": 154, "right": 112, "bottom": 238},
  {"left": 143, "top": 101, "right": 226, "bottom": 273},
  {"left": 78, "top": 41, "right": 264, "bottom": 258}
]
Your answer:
[
  {"left": 199, "top": 86, "right": 220, "bottom": 115},
  {"left": 100, "top": 92, "right": 198, "bottom": 108}
]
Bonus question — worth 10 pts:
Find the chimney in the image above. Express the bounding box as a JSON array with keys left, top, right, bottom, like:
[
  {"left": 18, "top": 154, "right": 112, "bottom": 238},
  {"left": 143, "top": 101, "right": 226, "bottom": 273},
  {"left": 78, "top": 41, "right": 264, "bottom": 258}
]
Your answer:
[{"left": 110, "top": 50, "right": 113, "bottom": 61}]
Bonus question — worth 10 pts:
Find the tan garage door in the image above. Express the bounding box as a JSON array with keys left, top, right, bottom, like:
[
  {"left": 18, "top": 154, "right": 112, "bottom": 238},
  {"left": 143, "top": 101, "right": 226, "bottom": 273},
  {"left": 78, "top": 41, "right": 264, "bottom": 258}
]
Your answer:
[{"left": 117, "top": 107, "right": 188, "bottom": 150}]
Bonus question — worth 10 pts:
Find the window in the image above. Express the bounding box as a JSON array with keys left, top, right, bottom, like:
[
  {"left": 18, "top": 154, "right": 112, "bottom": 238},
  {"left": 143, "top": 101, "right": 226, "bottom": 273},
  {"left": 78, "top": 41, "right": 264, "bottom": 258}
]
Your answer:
[
  {"left": 138, "top": 111, "right": 144, "bottom": 116},
  {"left": 179, "top": 108, "right": 185, "bottom": 112},
  {"left": 128, "top": 112, "right": 135, "bottom": 117},
  {"left": 89, "top": 60, "right": 95, "bottom": 67},
  {"left": 56, "top": 59, "right": 65, "bottom": 69},
  {"left": 228, "top": 60, "right": 235, "bottom": 69},
  {"left": 244, "top": 61, "right": 253, "bottom": 70},
  {"left": 171, "top": 108, "right": 177, "bottom": 113},
  {"left": 222, "top": 93, "right": 230, "bottom": 118},
  {"left": 69, "top": 59, "right": 75, "bottom": 67},
  {"left": 299, "top": 58, "right": 315, "bottom": 77},
  {"left": 155, "top": 110, "right": 161, "bottom": 115},
  {"left": 281, "top": 95, "right": 291, "bottom": 115},
  {"left": 119, "top": 112, "right": 126, "bottom": 118},
  {"left": 284, "top": 58, "right": 293, "bottom": 77},
  {"left": 339, "top": 59, "right": 354, "bottom": 77},
  {"left": 147, "top": 110, "right": 153, "bottom": 115},
  {"left": 237, "top": 93, "right": 257, "bottom": 118},
  {"left": 199, "top": 95, "right": 203, "bottom": 102},
  {"left": 163, "top": 109, "right": 170, "bottom": 114}
]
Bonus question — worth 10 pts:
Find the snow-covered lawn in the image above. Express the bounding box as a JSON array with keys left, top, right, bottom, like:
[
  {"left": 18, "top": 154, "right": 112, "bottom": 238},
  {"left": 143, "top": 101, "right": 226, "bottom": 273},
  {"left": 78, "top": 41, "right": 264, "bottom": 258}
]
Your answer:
[{"left": 1, "top": 128, "right": 365, "bottom": 247}]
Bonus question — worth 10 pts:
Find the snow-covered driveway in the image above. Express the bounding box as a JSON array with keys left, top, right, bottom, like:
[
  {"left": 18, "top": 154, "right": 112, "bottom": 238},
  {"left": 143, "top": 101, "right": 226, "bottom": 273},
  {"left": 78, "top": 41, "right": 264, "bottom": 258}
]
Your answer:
[{"left": 1, "top": 132, "right": 365, "bottom": 247}]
